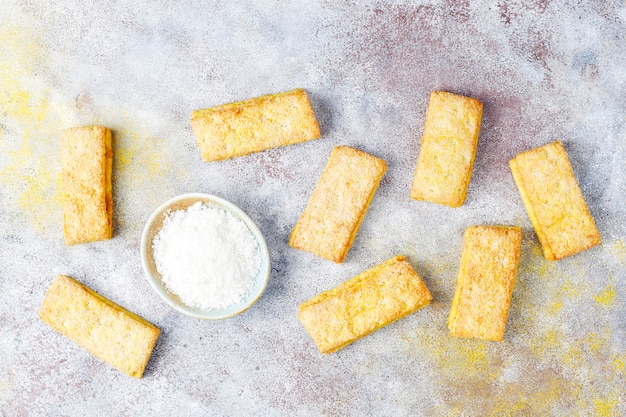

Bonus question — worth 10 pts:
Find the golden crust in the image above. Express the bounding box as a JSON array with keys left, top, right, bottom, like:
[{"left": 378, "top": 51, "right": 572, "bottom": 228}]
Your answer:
[
  {"left": 39, "top": 275, "right": 160, "bottom": 378},
  {"left": 298, "top": 255, "right": 432, "bottom": 353},
  {"left": 509, "top": 141, "right": 601, "bottom": 260},
  {"left": 411, "top": 91, "right": 483, "bottom": 207},
  {"left": 191, "top": 88, "right": 321, "bottom": 161},
  {"left": 61, "top": 126, "right": 113, "bottom": 245},
  {"left": 289, "top": 146, "right": 387, "bottom": 263},
  {"left": 448, "top": 226, "right": 522, "bottom": 341}
]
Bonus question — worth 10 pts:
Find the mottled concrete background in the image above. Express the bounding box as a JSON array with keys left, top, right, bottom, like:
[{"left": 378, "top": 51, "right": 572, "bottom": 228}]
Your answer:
[{"left": 1, "top": 1, "right": 625, "bottom": 416}]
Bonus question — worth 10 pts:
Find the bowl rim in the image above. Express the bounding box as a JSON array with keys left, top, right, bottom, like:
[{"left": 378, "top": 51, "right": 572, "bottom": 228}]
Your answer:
[{"left": 140, "top": 192, "right": 271, "bottom": 319}]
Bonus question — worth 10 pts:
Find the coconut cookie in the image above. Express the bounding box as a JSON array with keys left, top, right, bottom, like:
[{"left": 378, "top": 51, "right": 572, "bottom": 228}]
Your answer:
[
  {"left": 448, "top": 226, "right": 522, "bottom": 341},
  {"left": 191, "top": 88, "right": 320, "bottom": 161},
  {"left": 509, "top": 141, "right": 601, "bottom": 260},
  {"left": 298, "top": 256, "right": 432, "bottom": 353},
  {"left": 411, "top": 91, "right": 483, "bottom": 207},
  {"left": 290, "top": 146, "right": 387, "bottom": 263},
  {"left": 61, "top": 126, "right": 113, "bottom": 245},
  {"left": 40, "top": 275, "right": 160, "bottom": 378}
]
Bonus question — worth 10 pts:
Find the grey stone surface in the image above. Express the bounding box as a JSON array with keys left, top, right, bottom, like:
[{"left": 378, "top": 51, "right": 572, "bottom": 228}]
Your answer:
[{"left": 0, "top": 1, "right": 625, "bottom": 416}]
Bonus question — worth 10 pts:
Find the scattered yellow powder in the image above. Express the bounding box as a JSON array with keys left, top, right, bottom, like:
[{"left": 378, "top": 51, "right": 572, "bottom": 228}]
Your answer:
[
  {"left": 610, "top": 239, "right": 626, "bottom": 263},
  {"left": 583, "top": 329, "right": 611, "bottom": 355},
  {"left": 560, "top": 278, "right": 584, "bottom": 298},
  {"left": 548, "top": 299, "right": 564, "bottom": 315},
  {"left": 563, "top": 345, "right": 583, "bottom": 369},
  {"left": 0, "top": 22, "right": 66, "bottom": 232},
  {"left": 594, "top": 395, "right": 619, "bottom": 417},
  {"left": 594, "top": 285, "right": 616, "bottom": 307},
  {"left": 613, "top": 356, "right": 625, "bottom": 374},
  {"left": 530, "top": 329, "right": 562, "bottom": 356},
  {"left": 116, "top": 147, "right": 135, "bottom": 170}
]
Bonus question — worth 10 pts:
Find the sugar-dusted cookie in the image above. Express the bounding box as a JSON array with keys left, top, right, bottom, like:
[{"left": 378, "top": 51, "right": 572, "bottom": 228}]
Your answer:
[
  {"left": 290, "top": 146, "right": 386, "bottom": 263},
  {"left": 411, "top": 91, "right": 482, "bottom": 207},
  {"left": 448, "top": 226, "right": 522, "bottom": 341},
  {"left": 299, "top": 256, "right": 432, "bottom": 353},
  {"left": 40, "top": 275, "right": 160, "bottom": 378},
  {"left": 509, "top": 141, "right": 601, "bottom": 260},
  {"left": 61, "top": 126, "right": 113, "bottom": 245},
  {"left": 191, "top": 88, "right": 320, "bottom": 161}
]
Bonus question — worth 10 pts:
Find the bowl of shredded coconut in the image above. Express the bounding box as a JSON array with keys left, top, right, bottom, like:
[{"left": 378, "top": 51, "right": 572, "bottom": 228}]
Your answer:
[{"left": 140, "top": 193, "right": 270, "bottom": 319}]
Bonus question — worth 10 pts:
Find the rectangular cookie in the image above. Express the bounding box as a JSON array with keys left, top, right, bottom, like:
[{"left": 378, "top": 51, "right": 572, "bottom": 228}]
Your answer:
[
  {"left": 40, "top": 275, "right": 160, "bottom": 378},
  {"left": 298, "top": 255, "right": 432, "bottom": 353},
  {"left": 448, "top": 226, "right": 522, "bottom": 341},
  {"left": 289, "top": 146, "right": 387, "bottom": 263},
  {"left": 61, "top": 126, "right": 113, "bottom": 245},
  {"left": 509, "top": 141, "right": 601, "bottom": 260},
  {"left": 410, "top": 91, "right": 483, "bottom": 207},
  {"left": 191, "top": 88, "right": 321, "bottom": 161}
]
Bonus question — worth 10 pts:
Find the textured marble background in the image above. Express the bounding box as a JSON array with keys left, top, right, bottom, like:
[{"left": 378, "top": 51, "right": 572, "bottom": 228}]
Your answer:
[{"left": 1, "top": 1, "right": 625, "bottom": 416}]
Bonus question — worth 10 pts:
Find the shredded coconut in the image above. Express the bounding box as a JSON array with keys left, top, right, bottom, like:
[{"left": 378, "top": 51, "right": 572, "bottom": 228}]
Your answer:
[{"left": 152, "top": 202, "right": 261, "bottom": 310}]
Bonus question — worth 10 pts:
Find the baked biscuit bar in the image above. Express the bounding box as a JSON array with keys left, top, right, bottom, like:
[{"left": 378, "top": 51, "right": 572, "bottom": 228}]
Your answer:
[
  {"left": 289, "top": 146, "right": 387, "bottom": 263},
  {"left": 509, "top": 141, "right": 601, "bottom": 260},
  {"left": 61, "top": 126, "right": 113, "bottom": 245},
  {"left": 191, "top": 88, "right": 320, "bottom": 161},
  {"left": 411, "top": 91, "right": 483, "bottom": 207},
  {"left": 40, "top": 275, "right": 160, "bottom": 378},
  {"left": 448, "top": 226, "right": 522, "bottom": 341},
  {"left": 298, "top": 255, "right": 432, "bottom": 353}
]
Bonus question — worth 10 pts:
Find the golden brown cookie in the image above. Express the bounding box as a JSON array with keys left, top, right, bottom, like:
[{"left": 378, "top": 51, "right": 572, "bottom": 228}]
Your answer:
[
  {"left": 191, "top": 88, "right": 320, "bottom": 161},
  {"left": 509, "top": 141, "right": 601, "bottom": 260},
  {"left": 411, "top": 91, "right": 483, "bottom": 207},
  {"left": 298, "top": 255, "right": 432, "bottom": 353},
  {"left": 289, "top": 146, "right": 387, "bottom": 263},
  {"left": 40, "top": 275, "right": 160, "bottom": 378},
  {"left": 61, "top": 126, "right": 113, "bottom": 245},
  {"left": 448, "top": 226, "right": 522, "bottom": 341}
]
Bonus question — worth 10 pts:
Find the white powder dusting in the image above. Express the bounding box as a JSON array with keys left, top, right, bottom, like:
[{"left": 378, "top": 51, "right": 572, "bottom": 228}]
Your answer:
[{"left": 152, "top": 202, "right": 261, "bottom": 310}]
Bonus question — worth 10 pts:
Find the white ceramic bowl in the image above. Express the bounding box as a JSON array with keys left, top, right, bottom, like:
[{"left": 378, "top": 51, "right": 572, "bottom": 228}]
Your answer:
[{"left": 140, "top": 193, "right": 270, "bottom": 319}]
